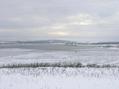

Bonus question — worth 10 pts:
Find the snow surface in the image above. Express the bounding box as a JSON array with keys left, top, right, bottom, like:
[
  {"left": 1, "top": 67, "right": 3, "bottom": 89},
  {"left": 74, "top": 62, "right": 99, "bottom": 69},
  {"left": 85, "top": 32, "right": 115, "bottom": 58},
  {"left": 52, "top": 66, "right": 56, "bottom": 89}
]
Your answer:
[
  {"left": 0, "top": 47, "right": 119, "bottom": 66},
  {"left": 0, "top": 67, "right": 119, "bottom": 89},
  {"left": 0, "top": 43, "right": 119, "bottom": 89}
]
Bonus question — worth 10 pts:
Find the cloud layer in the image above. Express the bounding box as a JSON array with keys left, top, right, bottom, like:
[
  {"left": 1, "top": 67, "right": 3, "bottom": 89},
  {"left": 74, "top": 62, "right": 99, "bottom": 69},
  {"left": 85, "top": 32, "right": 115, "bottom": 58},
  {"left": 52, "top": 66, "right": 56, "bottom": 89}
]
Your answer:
[{"left": 0, "top": 0, "right": 119, "bottom": 42}]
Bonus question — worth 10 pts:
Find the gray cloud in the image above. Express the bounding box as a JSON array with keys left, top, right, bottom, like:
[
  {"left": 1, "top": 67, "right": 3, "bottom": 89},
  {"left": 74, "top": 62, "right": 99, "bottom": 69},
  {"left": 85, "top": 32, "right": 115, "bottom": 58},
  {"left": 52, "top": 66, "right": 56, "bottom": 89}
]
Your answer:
[{"left": 0, "top": 0, "right": 119, "bottom": 42}]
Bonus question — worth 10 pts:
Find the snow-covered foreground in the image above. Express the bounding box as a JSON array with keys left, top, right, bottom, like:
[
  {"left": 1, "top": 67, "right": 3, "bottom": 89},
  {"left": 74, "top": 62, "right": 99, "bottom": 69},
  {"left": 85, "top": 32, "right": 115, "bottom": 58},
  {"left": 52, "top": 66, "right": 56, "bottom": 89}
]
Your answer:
[{"left": 0, "top": 67, "right": 119, "bottom": 89}]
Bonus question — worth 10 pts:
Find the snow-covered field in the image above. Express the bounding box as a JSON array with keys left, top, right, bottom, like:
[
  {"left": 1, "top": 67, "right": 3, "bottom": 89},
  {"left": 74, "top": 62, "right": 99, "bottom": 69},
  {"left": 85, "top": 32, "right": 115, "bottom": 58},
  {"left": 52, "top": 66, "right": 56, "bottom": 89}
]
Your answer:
[
  {"left": 0, "top": 46, "right": 119, "bottom": 66},
  {"left": 0, "top": 42, "right": 119, "bottom": 89},
  {"left": 0, "top": 67, "right": 119, "bottom": 89}
]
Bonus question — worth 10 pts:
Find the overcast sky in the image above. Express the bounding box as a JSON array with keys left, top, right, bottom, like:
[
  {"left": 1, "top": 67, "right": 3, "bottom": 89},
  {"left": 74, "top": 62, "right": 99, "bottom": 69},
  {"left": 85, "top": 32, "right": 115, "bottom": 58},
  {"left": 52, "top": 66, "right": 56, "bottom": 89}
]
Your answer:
[{"left": 0, "top": 0, "right": 119, "bottom": 42}]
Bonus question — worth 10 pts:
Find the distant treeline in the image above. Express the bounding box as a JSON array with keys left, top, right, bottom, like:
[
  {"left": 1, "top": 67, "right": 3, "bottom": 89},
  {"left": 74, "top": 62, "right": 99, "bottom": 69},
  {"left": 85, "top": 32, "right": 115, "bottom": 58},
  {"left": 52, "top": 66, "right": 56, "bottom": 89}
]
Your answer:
[
  {"left": 0, "top": 62, "right": 118, "bottom": 68},
  {"left": 1, "top": 40, "right": 119, "bottom": 45}
]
